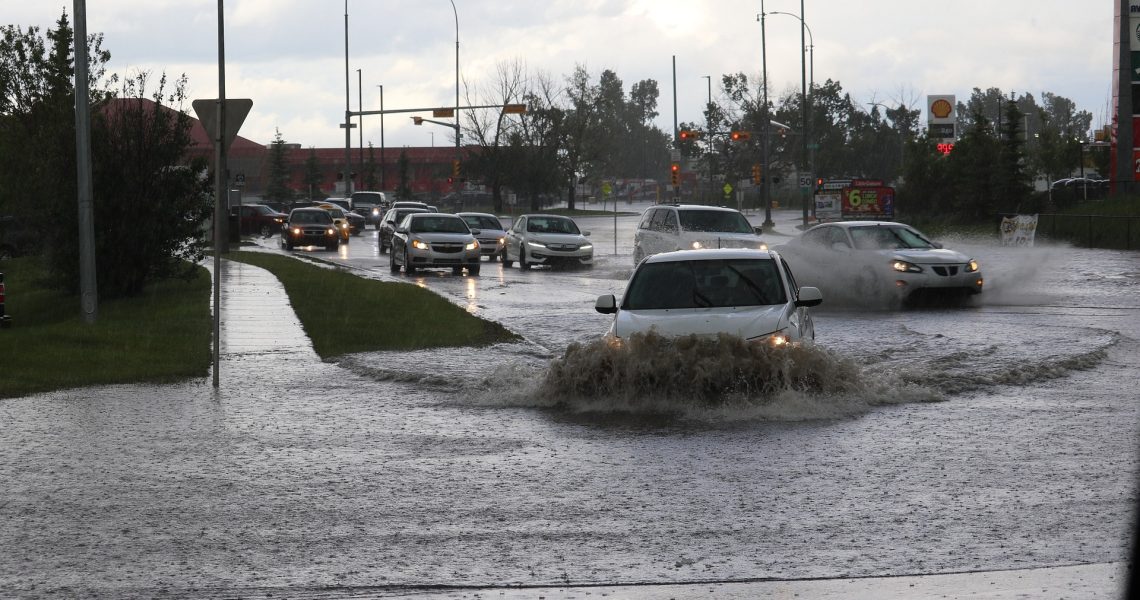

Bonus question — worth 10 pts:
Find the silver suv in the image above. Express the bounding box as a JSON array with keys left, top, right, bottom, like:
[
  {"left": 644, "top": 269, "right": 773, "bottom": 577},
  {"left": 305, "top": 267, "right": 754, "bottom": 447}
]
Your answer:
[{"left": 632, "top": 204, "right": 767, "bottom": 265}]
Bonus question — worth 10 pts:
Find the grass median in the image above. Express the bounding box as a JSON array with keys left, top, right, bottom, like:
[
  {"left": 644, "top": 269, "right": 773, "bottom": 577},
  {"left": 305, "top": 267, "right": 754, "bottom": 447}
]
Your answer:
[
  {"left": 0, "top": 257, "right": 213, "bottom": 399},
  {"left": 0, "top": 251, "right": 519, "bottom": 399},
  {"left": 224, "top": 250, "right": 520, "bottom": 358}
]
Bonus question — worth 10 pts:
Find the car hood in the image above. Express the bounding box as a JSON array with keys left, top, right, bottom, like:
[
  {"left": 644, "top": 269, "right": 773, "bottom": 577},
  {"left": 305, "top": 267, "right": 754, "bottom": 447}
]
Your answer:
[
  {"left": 527, "top": 233, "right": 590, "bottom": 246},
  {"left": 410, "top": 232, "right": 475, "bottom": 242},
  {"left": 681, "top": 232, "right": 765, "bottom": 249},
  {"left": 880, "top": 247, "right": 971, "bottom": 264},
  {"left": 612, "top": 305, "right": 786, "bottom": 340}
]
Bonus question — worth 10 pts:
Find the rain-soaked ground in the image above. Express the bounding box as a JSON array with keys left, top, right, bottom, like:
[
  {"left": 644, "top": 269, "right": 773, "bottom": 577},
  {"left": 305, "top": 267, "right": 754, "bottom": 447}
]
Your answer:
[{"left": 1, "top": 204, "right": 1137, "bottom": 598}]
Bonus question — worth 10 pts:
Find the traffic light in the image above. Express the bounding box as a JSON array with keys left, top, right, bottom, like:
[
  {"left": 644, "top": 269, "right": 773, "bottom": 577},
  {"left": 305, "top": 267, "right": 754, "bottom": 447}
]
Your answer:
[
  {"left": 670, "top": 163, "right": 681, "bottom": 186},
  {"left": 452, "top": 159, "right": 461, "bottom": 178},
  {"left": 751, "top": 164, "right": 762, "bottom": 184},
  {"left": 678, "top": 129, "right": 701, "bottom": 141},
  {"left": 730, "top": 130, "right": 751, "bottom": 141},
  {"left": 815, "top": 177, "right": 824, "bottom": 190}
]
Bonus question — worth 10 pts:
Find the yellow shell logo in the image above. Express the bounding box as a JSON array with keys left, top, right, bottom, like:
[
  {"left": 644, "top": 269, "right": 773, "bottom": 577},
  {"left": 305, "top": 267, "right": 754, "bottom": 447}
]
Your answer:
[{"left": 931, "top": 99, "right": 953, "bottom": 119}]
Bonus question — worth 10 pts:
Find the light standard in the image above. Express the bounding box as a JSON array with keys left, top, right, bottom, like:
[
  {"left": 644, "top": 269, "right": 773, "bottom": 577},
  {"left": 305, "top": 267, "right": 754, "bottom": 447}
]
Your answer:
[
  {"left": 357, "top": 68, "right": 363, "bottom": 179},
  {"left": 702, "top": 75, "right": 713, "bottom": 201},
  {"left": 342, "top": 1, "right": 353, "bottom": 196},
  {"left": 756, "top": 4, "right": 773, "bottom": 227},
  {"left": 448, "top": 0, "right": 460, "bottom": 196},
  {"left": 766, "top": 6, "right": 811, "bottom": 227}
]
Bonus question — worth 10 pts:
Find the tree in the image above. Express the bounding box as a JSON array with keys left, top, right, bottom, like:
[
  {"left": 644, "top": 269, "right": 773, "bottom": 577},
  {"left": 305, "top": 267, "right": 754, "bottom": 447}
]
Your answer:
[
  {"left": 395, "top": 150, "right": 412, "bottom": 200},
  {"left": 264, "top": 128, "right": 292, "bottom": 202},
  {"left": 504, "top": 71, "right": 563, "bottom": 211},
  {"left": 462, "top": 59, "right": 526, "bottom": 212},
  {"left": 302, "top": 147, "right": 322, "bottom": 201},
  {"left": 994, "top": 97, "right": 1033, "bottom": 212}
]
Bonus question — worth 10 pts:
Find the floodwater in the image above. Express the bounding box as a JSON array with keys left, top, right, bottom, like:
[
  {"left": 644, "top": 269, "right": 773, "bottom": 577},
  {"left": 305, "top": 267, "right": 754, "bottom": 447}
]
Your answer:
[{"left": 1, "top": 205, "right": 1137, "bottom": 598}]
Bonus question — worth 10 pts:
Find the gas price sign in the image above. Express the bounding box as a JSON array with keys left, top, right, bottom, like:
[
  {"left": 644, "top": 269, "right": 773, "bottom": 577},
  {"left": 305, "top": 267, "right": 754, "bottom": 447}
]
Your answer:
[{"left": 841, "top": 181, "right": 894, "bottom": 219}]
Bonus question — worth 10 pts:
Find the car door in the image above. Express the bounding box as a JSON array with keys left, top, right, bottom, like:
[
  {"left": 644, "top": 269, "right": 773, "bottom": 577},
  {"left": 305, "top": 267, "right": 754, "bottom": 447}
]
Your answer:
[{"left": 507, "top": 216, "right": 527, "bottom": 261}]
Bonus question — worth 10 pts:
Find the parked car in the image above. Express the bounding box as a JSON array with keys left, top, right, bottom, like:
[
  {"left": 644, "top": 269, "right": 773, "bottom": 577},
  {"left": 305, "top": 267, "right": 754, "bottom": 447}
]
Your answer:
[
  {"left": 0, "top": 215, "right": 37, "bottom": 260},
  {"left": 389, "top": 212, "right": 482, "bottom": 276},
  {"left": 632, "top": 204, "right": 767, "bottom": 265},
  {"left": 378, "top": 207, "right": 430, "bottom": 252},
  {"left": 502, "top": 214, "right": 593, "bottom": 269},
  {"left": 594, "top": 248, "right": 821, "bottom": 346},
  {"left": 350, "top": 191, "right": 389, "bottom": 228},
  {"left": 229, "top": 204, "right": 287, "bottom": 237},
  {"left": 315, "top": 203, "right": 354, "bottom": 241},
  {"left": 775, "top": 220, "right": 983, "bottom": 307},
  {"left": 280, "top": 208, "right": 340, "bottom": 251},
  {"left": 457, "top": 212, "right": 508, "bottom": 260}
]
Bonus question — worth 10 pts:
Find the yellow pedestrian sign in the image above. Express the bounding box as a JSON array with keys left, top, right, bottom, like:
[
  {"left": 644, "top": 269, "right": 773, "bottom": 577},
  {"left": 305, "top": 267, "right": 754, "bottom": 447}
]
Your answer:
[{"left": 723, "top": 183, "right": 733, "bottom": 199}]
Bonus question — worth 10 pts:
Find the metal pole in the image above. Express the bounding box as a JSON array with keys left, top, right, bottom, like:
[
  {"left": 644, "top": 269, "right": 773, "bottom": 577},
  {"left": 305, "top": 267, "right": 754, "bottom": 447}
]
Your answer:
[
  {"left": 212, "top": 0, "right": 227, "bottom": 388},
  {"left": 450, "top": 0, "right": 460, "bottom": 197},
  {"left": 704, "top": 74, "right": 712, "bottom": 204},
  {"left": 73, "top": 0, "right": 98, "bottom": 324},
  {"left": 379, "top": 84, "right": 386, "bottom": 190},
  {"left": 357, "top": 68, "right": 363, "bottom": 185},
  {"left": 799, "top": 0, "right": 808, "bottom": 228},
  {"left": 759, "top": 4, "right": 773, "bottom": 227},
  {"left": 672, "top": 56, "right": 678, "bottom": 144},
  {"left": 344, "top": 0, "right": 352, "bottom": 196}
]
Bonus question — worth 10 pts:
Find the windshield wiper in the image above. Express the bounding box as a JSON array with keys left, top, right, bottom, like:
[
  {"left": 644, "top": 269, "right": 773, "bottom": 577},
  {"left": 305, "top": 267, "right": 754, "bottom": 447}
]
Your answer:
[{"left": 726, "top": 265, "right": 770, "bottom": 304}]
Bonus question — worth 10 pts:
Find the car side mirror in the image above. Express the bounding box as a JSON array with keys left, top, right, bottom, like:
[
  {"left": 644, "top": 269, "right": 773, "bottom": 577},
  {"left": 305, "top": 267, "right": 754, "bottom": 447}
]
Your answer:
[
  {"left": 594, "top": 294, "right": 617, "bottom": 314},
  {"left": 753, "top": 226, "right": 764, "bottom": 235},
  {"left": 932, "top": 241, "right": 943, "bottom": 249},
  {"left": 395, "top": 226, "right": 406, "bottom": 234},
  {"left": 795, "top": 286, "right": 823, "bottom": 307},
  {"left": 583, "top": 231, "right": 591, "bottom": 237},
  {"left": 470, "top": 228, "right": 482, "bottom": 236}
]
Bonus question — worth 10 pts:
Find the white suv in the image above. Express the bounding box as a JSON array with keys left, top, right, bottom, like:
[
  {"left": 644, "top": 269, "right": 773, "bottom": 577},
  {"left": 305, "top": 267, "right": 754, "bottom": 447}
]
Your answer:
[{"left": 632, "top": 204, "right": 767, "bottom": 265}]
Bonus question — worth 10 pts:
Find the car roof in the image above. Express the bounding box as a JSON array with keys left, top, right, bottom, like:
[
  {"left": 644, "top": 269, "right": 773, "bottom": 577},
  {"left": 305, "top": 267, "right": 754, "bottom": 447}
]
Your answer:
[
  {"left": 408, "top": 212, "right": 461, "bottom": 220},
  {"left": 518, "top": 213, "right": 573, "bottom": 219},
  {"left": 456, "top": 212, "right": 500, "bottom": 218},
  {"left": 811, "top": 220, "right": 903, "bottom": 229},
  {"left": 649, "top": 204, "right": 744, "bottom": 213},
  {"left": 643, "top": 248, "right": 779, "bottom": 264}
]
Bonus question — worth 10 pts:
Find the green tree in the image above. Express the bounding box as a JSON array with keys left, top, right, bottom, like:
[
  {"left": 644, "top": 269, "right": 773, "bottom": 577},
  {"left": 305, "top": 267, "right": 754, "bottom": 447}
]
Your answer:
[
  {"left": 264, "top": 128, "right": 292, "bottom": 202},
  {"left": 395, "top": 149, "right": 412, "bottom": 200},
  {"left": 302, "top": 147, "right": 323, "bottom": 201},
  {"left": 994, "top": 97, "right": 1033, "bottom": 212}
]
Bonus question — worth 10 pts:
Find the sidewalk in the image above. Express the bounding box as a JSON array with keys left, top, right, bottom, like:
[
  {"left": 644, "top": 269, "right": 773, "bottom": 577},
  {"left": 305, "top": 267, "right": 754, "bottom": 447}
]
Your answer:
[{"left": 215, "top": 257, "right": 320, "bottom": 367}]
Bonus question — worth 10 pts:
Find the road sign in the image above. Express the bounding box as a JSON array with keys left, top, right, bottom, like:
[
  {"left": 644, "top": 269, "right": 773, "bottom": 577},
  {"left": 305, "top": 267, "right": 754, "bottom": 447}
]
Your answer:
[
  {"left": 433, "top": 108, "right": 455, "bottom": 118},
  {"left": 234, "top": 173, "right": 246, "bottom": 187},
  {"left": 602, "top": 182, "right": 612, "bottom": 196},
  {"left": 722, "top": 183, "right": 733, "bottom": 196},
  {"left": 798, "top": 175, "right": 813, "bottom": 188},
  {"left": 502, "top": 104, "right": 527, "bottom": 114},
  {"left": 192, "top": 98, "right": 253, "bottom": 151}
]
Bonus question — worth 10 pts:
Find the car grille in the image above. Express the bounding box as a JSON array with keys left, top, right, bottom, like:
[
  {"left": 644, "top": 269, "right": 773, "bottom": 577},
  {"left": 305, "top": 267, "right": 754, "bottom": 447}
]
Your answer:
[
  {"left": 547, "top": 243, "right": 579, "bottom": 251},
  {"left": 932, "top": 265, "right": 960, "bottom": 276},
  {"left": 432, "top": 242, "right": 465, "bottom": 253}
]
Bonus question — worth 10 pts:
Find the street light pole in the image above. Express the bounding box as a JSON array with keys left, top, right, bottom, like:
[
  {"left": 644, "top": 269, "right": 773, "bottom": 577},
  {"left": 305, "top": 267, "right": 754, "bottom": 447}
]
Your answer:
[
  {"left": 757, "top": 4, "right": 773, "bottom": 228},
  {"left": 769, "top": 9, "right": 814, "bottom": 223},
  {"left": 449, "top": 0, "right": 460, "bottom": 197},
  {"left": 377, "top": 84, "right": 385, "bottom": 190},
  {"left": 343, "top": 1, "right": 352, "bottom": 196},
  {"left": 357, "top": 68, "right": 363, "bottom": 183},
  {"left": 703, "top": 74, "right": 713, "bottom": 203}
]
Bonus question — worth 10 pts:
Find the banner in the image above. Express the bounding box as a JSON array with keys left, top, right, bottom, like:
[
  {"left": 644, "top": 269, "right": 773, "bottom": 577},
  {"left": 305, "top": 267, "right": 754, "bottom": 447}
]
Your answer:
[{"left": 1000, "top": 214, "right": 1038, "bottom": 247}]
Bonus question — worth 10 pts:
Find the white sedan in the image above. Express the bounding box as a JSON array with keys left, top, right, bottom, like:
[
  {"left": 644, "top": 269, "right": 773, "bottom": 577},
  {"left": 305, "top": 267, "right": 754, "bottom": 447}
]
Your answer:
[
  {"left": 594, "top": 248, "right": 822, "bottom": 346},
  {"left": 502, "top": 214, "right": 593, "bottom": 269},
  {"left": 775, "top": 221, "right": 983, "bottom": 308}
]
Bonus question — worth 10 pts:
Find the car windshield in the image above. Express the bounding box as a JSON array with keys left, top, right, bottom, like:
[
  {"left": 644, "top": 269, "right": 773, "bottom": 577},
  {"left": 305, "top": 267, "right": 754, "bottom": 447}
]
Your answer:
[
  {"left": 678, "top": 210, "right": 753, "bottom": 233},
  {"left": 623, "top": 258, "right": 785, "bottom": 310},
  {"left": 461, "top": 215, "right": 502, "bottom": 230},
  {"left": 253, "top": 205, "right": 275, "bottom": 216},
  {"left": 410, "top": 216, "right": 470, "bottom": 234},
  {"left": 849, "top": 225, "right": 935, "bottom": 250},
  {"left": 322, "top": 207, "right": 346, "bottom": 218},
  {"left": 526, "top": 217, "right": 579, "bottom": 234},
  {"left": 394, "top": 209, "right": 425, "bottom": 223},
  {"left": 291, "top": 211, "right": 332, "bottom": 224}
]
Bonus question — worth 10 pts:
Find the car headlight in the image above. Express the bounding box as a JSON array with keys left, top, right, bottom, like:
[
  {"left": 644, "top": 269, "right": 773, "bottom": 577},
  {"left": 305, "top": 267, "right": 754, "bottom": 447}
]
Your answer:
[
  {"left": 340, "top": 223, "right": 349, "bottom": 229},
  {"left": 580, "top": 243, "right": 593, "bottom": 250},
  {"left": 965, "top": 259, "right": 980, "bottom": 272},
  {"left": 411, "top": 239, "right": 430, "bottom": 250},
  {"left": 327, "top": 228, "right": 336, "bottom": 235},
  {"left": 372, "top": 208, "right": 380, "bottom": 216},
  {"left": 757, "top": 242, "right": 769, "bottom": 251},
  {"left": 750, "top": 330, "right": 790, "bottom": 347},
  {"left": 465, "top": 240, "right": 480, "bottom": 250},
  {"left": 527, "top": 240, "right": 547, "bottom": 249},
  {"left": 691, "top": 241, "right": 703, "bottom": 249},
  {"left": 891, "top": 260, "right": 922, "bottom": 273},
  {"left": 497, "top": 237, "right": 506, "bottom": 246}
]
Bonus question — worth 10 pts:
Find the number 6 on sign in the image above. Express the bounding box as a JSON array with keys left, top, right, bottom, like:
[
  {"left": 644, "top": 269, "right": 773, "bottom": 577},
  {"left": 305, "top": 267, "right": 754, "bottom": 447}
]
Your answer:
[{"left": 848, "top": 190, "right": 863, "bottom": 207}]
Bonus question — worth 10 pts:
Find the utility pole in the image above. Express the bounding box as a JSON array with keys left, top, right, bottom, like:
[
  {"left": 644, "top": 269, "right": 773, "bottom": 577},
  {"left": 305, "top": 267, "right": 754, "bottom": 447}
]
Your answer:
[{"left": 73, "top": 0, "right": 98, "bottom": 324}]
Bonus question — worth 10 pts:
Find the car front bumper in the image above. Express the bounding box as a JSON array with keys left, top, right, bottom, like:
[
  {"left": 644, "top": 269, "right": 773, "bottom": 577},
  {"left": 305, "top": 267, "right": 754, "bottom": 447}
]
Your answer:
[
  {"left": 897, "top": 266, "right": 984, "bottom": 296},
  {"left": 408, "top": 244, "right": 482, "bottom": 267}
]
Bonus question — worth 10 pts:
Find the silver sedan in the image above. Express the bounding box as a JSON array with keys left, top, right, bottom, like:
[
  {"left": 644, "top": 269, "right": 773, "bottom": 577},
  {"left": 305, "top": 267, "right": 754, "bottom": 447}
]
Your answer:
[{"left": 389, "top": 213, "right": 482, "bottom": 276}]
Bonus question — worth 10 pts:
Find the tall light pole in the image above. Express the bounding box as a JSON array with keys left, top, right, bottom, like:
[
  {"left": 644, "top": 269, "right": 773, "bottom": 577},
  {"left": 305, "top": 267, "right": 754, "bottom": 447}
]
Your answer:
[
  {"left": 377, "top": 84, "right": 386, "bottom": 190},
  {"left": 703, "top": 75, "right": 713, "bottom": 201},
  {"left": 342, "top": 1, "right": 353, "bottom": 196},
  {"left": 769, "top": 9, "right": 813, "bottom": 222},
  {"left": 357, "top": 68, "right": 363, "bottom": 181},
  {"left": 449, "top": 0, "right": 460, "bottom": 196},
  {"left": 757, "top": 4, "right": 773, "bottom": 227}
]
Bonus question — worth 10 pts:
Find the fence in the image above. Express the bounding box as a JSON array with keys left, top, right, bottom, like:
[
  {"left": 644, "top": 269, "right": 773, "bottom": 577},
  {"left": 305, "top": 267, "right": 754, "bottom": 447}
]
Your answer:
[{"left": 998, "top": 213, "right": 1140, "bottom": 250}]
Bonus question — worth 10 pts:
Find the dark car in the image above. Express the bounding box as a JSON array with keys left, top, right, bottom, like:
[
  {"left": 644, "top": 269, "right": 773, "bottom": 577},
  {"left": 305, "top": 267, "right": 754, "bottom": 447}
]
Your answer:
[
  {"left": 0, "top": 215, "right": 37, "bottom": 260},
  {"left": 351, "top": 191, "right": 389, "bottom": 227},
  {"left": 281, "top": 208, "right": 340, "bottom": 251},
  {"left": 230, "top": 204, "right": 287, "bottom": 237},
  {"left": 378, "top": 207, "right": 429, "bottom": 253}
]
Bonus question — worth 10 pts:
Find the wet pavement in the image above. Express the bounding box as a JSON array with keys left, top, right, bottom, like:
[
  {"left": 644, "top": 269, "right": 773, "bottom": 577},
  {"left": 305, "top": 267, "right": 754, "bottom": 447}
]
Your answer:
[{"left": 1, "top": 206, "right": 1137, "bottom": 599}]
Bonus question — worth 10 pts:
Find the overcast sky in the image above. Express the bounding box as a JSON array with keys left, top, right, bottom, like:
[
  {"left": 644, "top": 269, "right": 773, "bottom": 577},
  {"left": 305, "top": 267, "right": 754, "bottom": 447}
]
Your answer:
[{"left": 7, "top": 1, "right": 1116, "bottom": 149}]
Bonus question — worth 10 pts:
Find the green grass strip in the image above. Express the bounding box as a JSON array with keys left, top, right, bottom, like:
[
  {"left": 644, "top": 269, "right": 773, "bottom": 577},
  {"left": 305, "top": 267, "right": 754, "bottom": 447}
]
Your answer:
[
  {"left": 224, "top": 251, "right": 520, "bottom": 358},
  {"left": 0, "top": 258, "right": 212, "bottom": 399}
]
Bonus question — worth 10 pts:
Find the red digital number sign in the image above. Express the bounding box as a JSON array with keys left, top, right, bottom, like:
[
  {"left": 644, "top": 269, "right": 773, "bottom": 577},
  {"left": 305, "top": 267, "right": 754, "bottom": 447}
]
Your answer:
[{"left": 937, "top": 143, "right": 955, "bottom": 155}]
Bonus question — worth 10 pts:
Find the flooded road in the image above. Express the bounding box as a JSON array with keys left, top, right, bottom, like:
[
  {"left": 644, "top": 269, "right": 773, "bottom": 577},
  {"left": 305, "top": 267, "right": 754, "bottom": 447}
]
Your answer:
[{"left": 1, "top": 205, "right": 1137, "bottom": 598}]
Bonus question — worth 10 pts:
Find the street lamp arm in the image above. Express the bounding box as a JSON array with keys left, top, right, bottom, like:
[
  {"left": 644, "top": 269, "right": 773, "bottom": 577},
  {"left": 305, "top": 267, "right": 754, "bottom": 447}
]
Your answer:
[{"left": 767, "top": 11, "right": 813, "bottom": 46}]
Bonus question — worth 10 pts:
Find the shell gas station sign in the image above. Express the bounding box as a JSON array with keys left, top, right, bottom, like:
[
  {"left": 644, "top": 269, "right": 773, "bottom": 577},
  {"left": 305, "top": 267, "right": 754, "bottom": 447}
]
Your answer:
[{"left": 927, "top": 94, "right": 956, "bottom": 155}]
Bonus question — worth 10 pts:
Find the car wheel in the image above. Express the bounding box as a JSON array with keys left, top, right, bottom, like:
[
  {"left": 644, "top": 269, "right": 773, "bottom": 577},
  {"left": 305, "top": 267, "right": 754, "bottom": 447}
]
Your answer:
[
  {"left": 284, "top": 241, "right": 293, "bottom": 251},
  {"left": 259, "top": 224, "right": 271, "bottom": 237},
  {"left": 389, "top": 248, "right": 400, "bottom": 272},
  {"left": 404, "top": 250, "right": 416, "bottom": 274},
  {"left": 519, "top": 248, "right": 530, "bottom": 270},
  {"left": 452, "top": 266, "right": 463, "bottom": 275},
  {"left": 379, "top": 237, "right": 387, "bottom": 254},
  {"left": 468, "top": 264, "right": 481, "bottom": 276},
  {"left": 500, "top": 248, "right": 513, "bottom": 267}
]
